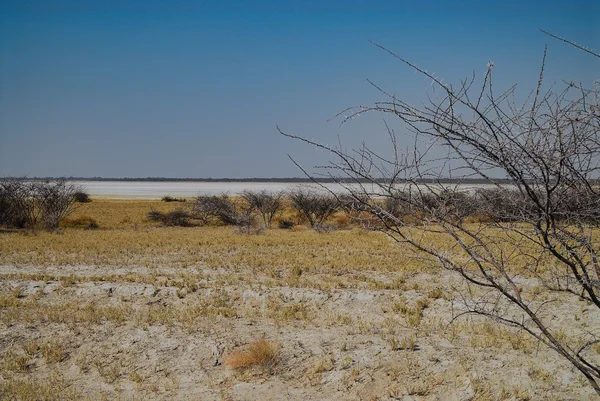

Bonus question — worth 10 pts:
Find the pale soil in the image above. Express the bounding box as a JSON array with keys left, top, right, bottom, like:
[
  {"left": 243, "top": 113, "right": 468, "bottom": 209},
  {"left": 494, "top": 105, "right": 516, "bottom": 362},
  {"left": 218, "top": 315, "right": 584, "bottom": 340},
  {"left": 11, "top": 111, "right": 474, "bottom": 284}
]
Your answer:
[{"left": 1, "top": 263, "right": 598, "bottom": 400}]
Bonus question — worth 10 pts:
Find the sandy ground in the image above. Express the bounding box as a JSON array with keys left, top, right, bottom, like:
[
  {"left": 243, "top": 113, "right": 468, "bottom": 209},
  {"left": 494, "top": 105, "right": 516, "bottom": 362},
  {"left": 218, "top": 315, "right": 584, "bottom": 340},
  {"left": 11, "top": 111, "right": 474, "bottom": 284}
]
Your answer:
[{"left": 1, "top": 262, "right": 599, "bottom": 400}]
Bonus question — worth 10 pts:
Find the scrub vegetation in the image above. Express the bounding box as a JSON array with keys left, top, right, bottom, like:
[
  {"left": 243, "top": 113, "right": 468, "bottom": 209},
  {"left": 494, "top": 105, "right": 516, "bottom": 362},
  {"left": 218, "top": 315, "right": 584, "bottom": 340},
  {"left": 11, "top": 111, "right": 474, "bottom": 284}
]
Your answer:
[{"left": 1, "top": 198, "right": 599, "bottom": 400}]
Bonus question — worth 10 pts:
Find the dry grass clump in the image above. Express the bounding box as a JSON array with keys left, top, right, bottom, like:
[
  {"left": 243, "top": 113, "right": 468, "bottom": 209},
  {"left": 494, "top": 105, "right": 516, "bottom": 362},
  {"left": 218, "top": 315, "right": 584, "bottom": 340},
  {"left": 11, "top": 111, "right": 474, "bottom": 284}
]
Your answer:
[{"left": 224, "top": 338, "right": 280, "bottom": 370}]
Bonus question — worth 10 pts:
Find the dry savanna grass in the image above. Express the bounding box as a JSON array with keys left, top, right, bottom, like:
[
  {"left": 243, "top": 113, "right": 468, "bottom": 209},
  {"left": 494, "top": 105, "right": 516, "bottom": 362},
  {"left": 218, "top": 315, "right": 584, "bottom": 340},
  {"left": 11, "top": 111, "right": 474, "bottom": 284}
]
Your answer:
[
  {"left": 0, "top": 198, "right": 422, "bottom": 277},
  {"left": 224, "top": 339, "right": 280, "bottom": 370},
  {"left": 1, "top": 199, "right": 599, "bottom": 400},
  {"left": 64, "top": 198, "right": 177, "bottom": 228}
]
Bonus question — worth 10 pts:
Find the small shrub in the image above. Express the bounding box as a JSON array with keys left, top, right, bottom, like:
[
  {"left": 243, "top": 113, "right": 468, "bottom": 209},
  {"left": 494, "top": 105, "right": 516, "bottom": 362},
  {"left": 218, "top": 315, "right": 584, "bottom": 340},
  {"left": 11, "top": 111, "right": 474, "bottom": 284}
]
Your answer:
[
  {"left": 147, "top": 209, "right": 193, "bottom": 227},
  {"left": 234, "top": 214, "right": 264, "bottom": 235},
  {"left": 241, "top": 190, "right": 283, "bottom": 227},
  {"left": 337, "top": 193, "right": 370, "bottom": 214},
  {"left": 0, "top": 179, "right": 38, "bottom": 228},
  {"left": 314, "top": 223, "right": 335, "bottom": 233},
  {"left": 224, "top": 339, "right": 280, "bottom": 370},
  {"left": 161, "top": 195, "right": 186, "bottom": 203},
  {"left": 192, "top": 194, "right": 249, "bottom": 225},
  {"left": 147, "top": 210, "right": 162, "bottom": 221},
  {"left": 166, "top": 209, "right": 193, "bottom": 226},
  {"left": 73, "top": 191, "right": 91, "bottom": 203},
  {"left": 235, "top": 224, "right": 264, "bottom": 235},
  {"left": 288, "top": 188, "right": 339, "bottom": 228},
  {"left": 278, "top": 220, "right": 295, "bottom": 229},
  {"left": 383, "top": 192, "right": 411, "bottom": 219},
  {"left": 37, "top": 180, "right": 83, "bottom": 229}
]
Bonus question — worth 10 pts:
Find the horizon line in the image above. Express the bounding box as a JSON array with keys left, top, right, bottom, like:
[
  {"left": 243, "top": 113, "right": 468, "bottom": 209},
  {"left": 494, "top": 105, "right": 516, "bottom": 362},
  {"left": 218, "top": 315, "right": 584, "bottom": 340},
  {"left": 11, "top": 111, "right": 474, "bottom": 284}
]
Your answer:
[{"left": 0, "top": 176, "right": 515, "bottom": 184}]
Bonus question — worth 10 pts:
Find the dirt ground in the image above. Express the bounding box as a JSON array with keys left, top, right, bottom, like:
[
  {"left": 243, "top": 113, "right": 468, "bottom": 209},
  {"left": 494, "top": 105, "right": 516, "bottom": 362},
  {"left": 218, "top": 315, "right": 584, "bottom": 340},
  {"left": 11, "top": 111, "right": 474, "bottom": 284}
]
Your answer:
[{"left": 1, "top": 259, "right": 598, "bottom": 400}]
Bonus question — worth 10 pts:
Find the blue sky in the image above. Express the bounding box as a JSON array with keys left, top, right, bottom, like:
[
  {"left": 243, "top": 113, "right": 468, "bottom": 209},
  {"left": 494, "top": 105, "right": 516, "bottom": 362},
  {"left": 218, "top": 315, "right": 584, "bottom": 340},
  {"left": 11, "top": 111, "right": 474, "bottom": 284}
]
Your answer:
[{"left": 0, "top": 0, "right": 598, "bottom": 178}]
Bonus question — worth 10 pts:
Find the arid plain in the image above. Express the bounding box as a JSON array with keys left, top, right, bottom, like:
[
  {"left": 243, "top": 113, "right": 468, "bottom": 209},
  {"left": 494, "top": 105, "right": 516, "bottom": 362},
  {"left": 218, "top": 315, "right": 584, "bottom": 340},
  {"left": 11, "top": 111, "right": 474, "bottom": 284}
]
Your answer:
[{"left": 1, "top": 199, "right": 598, "bottom": 400}]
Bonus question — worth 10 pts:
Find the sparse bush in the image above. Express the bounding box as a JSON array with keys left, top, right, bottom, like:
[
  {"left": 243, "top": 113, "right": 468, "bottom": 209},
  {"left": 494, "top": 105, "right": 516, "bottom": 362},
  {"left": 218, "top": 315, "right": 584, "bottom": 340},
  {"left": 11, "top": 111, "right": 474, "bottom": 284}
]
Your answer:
[
  {"left": 418, "top": 189, "right": 478, "bottom": 219},
  {"left": 288, "top": 188, "right": 339, "bottom": 228},
  {"left": 278, "top": 220, "right": 295, "bottom": 229},
  {"left": 475, "top": 188, "right": 536, "bottom": 222},
  {"left": 161, "top": 195, "right": 186, "bottom": 203},
  {"left": 337, "top": 193, "right": 371, "bottom": 217},
  {"left": 192, "top": 194, "right": 252, "bottom": 227},
  {"left": 381, "top": 191, "right": 413, "bottom": 220},
  {"left": 73, "top": 191, "right": 91, "bottom": 203},
  {"left": 147, "top": 209, "right": 193, "bottom": 227},
  {"left": 553, "top": 187, "right": 600, "bottom": 224},
  {"left": 241, "top": 190, "right": 283, "bottom": 228},
  {"left": 0, "top": 179, "right": 81, "bottom": 230},
  {"left": 0, "top": 179, "right": 38, "bottom": 228},
  {"left": 147, "top": 210, "right": 164, "bottom": 223},
  {"left": 37, "top": 180, "right": 82, "bottom": 229},
  {"left": 235, "top": 217, "right": 264, "bottom": 235}
]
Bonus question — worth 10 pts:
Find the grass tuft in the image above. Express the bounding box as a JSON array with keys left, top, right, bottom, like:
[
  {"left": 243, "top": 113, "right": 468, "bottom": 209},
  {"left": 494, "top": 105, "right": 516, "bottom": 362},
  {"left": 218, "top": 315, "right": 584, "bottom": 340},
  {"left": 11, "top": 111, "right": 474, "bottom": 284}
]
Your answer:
[{"left": 224, "top": 338, "right": 280, "bottom": 370}]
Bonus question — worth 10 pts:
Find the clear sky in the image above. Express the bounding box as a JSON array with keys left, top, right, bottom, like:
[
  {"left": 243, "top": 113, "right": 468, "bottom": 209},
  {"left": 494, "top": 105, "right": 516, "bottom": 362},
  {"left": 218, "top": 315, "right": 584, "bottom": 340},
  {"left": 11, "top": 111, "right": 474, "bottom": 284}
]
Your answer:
[{"left": 0, "top": 0, "right": 598, "bottom": 178}]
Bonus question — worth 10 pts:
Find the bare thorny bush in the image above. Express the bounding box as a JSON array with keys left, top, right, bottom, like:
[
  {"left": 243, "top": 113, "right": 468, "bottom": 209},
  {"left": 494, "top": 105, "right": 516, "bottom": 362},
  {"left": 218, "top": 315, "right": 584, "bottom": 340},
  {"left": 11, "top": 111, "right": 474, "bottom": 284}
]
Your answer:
[
  {"left": 288, "top": 187, "right": 339, "bottom": 229},
  {"left": 192, "top": 193, "right": 266, "bottom": 233},
  {"left": 281, "top": 33, "right": 600, "bottom": 393},
  {"left": 241, "top": 190, "right": 283, "bottom": 228},
  {"left": 0, "top": 179, "right": 82, "bottom": 230}
]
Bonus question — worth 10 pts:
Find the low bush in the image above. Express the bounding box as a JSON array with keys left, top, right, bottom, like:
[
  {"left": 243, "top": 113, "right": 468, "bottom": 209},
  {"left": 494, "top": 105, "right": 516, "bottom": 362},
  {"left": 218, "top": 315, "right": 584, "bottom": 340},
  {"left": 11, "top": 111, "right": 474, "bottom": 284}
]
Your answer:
[
  {"left": 382, "top": 192, "right": 411, "bottom": 219},
  {"left": 192, "top": 194, "right": 251, "bottom": 226},
  {"left": 161, "top": 195, "right": 186, "bottom": 203},
  {"left": 241, "top": 190, "right": 283, "bottom": 227},
  {"left": 278, "top": 220, "right": 295, "bottom": 229},
  {"left": 0, "top": 179, "right": 37, "bottom": 228},
  {"left": 74, "top": 191, "right": 91, "bottom": 203},
  {"left": 147, "top": 209, "right": 193, "bottom": 227},
  {"left": 0, "top": 179, "right": 81, "bottom": 230},
  {"left": 288, "top": 188, "right": 339, "bottom": 228}
]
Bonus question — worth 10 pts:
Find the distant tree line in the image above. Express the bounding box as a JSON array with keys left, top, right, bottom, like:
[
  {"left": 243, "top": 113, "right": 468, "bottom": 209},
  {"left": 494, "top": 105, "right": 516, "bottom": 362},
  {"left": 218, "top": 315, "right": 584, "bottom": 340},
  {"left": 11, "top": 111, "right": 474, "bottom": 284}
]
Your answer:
[{"left": 0, "top": 176, "right": 528, "bottom": 184}]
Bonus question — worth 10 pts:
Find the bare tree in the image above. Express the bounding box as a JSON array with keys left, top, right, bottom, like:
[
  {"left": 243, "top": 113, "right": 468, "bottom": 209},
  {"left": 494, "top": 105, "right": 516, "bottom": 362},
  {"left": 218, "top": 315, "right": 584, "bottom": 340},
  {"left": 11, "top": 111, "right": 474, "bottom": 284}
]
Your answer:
[
  {"left": 241, "top": 190, "right": 283, "bottom": 228},
  {"left": 281, "top": 36, "right": 600, "bottom": 393}
]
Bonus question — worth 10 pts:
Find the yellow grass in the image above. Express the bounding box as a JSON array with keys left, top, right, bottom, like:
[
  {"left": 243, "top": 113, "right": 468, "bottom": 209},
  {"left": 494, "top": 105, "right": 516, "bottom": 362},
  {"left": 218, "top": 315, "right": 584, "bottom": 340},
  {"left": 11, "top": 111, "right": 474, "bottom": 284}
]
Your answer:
[
  {"left": 0, "top": 199, "right": 596, "bottom": 399},
  {"left": 0, "top": 199, "right": 573, "bottom": 277},
  {"left": 68, "top": 198, "right": 176, "bottom": 228},
  {"left": 0, "top": 198, "right": 423, "bottom": 275},
  {"left": 224, "top": 339, "right": 280, "bottom": 369}
]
